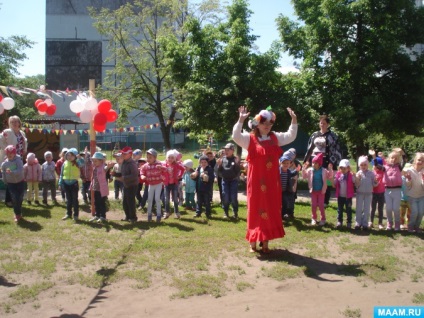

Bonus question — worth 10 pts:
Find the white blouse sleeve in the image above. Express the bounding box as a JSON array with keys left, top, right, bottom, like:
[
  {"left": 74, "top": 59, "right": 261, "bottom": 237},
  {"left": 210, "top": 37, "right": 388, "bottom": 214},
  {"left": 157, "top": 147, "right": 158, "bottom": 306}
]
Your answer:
[
  {"left": 232, "top": 122, "right": 251, "bottom": 150},
  {"left": 275, "top": 124, "right": 298, "bottom": 146}
]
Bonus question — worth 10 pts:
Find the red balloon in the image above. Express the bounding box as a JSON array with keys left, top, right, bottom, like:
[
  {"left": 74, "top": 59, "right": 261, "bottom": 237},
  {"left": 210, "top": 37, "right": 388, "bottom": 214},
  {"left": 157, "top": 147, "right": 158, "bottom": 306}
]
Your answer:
[
  {"left": 46, "top": 104, "right": 56, "bottom": 116},
  {"left": 37, "top": 102, "right": 48, "bottom": 112},
  {"left": 94, "top": 112, "right": 107, "bottom": 126},
  {"left": 34, "top": 99, "right": 43, "bottom": 107},
  {"left": 0, "top": 95, "right": 3, "bottom": 102},
  {"left": 93, "top": 122, "right": 106, "bottom": 132},
  {"left": 76, "top": 112, "right": 81, "bottom": 117},
  {"left": 97, "top": 99, "right": 112, "bottom": 114},
  {"left": 106, "top": 109, "right": 118, "bottom": 122}
]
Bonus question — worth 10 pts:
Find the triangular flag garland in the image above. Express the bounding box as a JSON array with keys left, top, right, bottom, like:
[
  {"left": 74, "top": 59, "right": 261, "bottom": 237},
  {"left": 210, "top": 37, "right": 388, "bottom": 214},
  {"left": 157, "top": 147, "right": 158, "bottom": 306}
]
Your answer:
[{"left": 23, "top": 124, "right": 162, "bottom": 135}]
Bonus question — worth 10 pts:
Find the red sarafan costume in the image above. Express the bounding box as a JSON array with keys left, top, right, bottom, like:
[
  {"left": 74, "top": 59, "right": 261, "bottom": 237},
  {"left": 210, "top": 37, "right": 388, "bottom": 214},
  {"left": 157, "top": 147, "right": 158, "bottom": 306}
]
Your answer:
[{"left": 246, "top": 133, "right": 284, "bottom": 242}]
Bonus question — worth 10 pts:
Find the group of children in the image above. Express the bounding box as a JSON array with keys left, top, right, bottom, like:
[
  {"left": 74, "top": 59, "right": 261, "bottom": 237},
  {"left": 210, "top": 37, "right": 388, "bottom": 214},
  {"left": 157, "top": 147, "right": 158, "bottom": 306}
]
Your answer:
[
  {"left": 1, "top": 144, "right": 240, "bottom": 224},
  {"left": 281, "top": 148, "right": 424, "bottom": 233}
]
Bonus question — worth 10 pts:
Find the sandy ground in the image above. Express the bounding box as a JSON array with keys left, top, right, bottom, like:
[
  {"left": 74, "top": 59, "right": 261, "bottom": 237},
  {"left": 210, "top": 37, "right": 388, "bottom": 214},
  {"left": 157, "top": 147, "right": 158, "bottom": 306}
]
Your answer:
[{"left": 1, "top": 189, "right": 421, "bottom": 318}]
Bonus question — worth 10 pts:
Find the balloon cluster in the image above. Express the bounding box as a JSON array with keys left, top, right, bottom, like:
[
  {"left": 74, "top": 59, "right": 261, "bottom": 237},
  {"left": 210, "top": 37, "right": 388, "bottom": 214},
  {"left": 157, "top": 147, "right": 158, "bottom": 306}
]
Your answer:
[
  {"left": 34, "top": 98, "right": 57, "bottom": 116},
  {"left": 69, "top": 97, "right": 117, "bottom": 132},
  {"left": 0, "top": 95, "right": 16, "bottom": 115}
]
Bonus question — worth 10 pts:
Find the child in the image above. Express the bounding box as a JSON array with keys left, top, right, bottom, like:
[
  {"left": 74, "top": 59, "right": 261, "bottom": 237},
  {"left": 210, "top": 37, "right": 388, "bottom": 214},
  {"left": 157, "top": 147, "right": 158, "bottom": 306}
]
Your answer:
[
  {"left": 23, "top": 152, "right": 42, "bottom": 205},
  {"left": 400, "top": 163, "right": 412, "bottom": 230},
  {"left": 1, "top": 145, "right": 25, "bottom": 222},
  {"left": 302, "top": 153, "right": 333, "bottom": 225},
  {"left": 140, "top": 148, "right": 165, "bottom": 222},
  {"left": 404, "top": 153, "right": 424, "bottom": 233},
  {"left": 41, "top": 151, "right": 57, "bottom": 205},
  {"left": 55, "top": 148, "right": 68, "bottom": 203},
  {"left": 333, "top": 159, "right": 355, "bottom": 229},
  {"left": 370, "top": 157, "right": 385, "bottom": 229},
  {"left": 133, "top": 149, "right": 144, "bottom": 207},
  {"left": 182, "top": 159, "right": 196, "bottom": 211},
  {"left": 89, "top": 152, "right": 114, "bottom": 223},
  {"left": 58, "top": 148, "right": 80, "bottom": 221},
  {"left": 163, "top": 149, "right": 185, "bottom": 219},
  {"left": 355, "top": 156, "right": 377, "bottom": 230},
  {"left": 116, "top": 146, "right": 139, "bottom": 223},
  {"left": 79, "top": 149, "right": 93, "bottom": 204},
  {"left": 217, "top": 143, "right": 241, "bottom": 219},
  {"left": 110, "top": 152, "right": 124, "bottom": 200},
  {"left": 137, "top": 158, "right": 147, "bottom": 209},
  {"left": 279, "top": 150, "right": 298, "bottom": 219},
  {"left": 192, "top": 155, "right": 215, "bottom": 218},
  {"left": 382, "top": 151, "right": 403, "bottom": 230}
]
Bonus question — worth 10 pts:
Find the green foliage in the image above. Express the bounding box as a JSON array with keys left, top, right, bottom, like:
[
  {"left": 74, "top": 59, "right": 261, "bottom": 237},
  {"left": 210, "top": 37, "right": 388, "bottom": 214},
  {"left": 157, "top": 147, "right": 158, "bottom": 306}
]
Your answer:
[
  {"left": 277, "top": 0, "right": 424, "bottom": 159},
  {"left": 0, "top": 35, "right": 34, "bottom": 83},
  {"left": 166, "top": 0, "right": 291, "bottom": 142}
]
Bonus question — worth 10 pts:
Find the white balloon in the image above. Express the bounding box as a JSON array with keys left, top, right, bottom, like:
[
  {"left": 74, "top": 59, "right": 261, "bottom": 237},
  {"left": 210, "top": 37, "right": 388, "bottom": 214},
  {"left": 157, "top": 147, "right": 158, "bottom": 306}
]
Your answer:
[
  {"left": 70, "top": 100, "right": 84, "bottom": 113},
  {"left": 84, "top": 98, "right": 98, "bottom": 110},
  {"left": 0, "top": 103, "right": 4, "bottom": 115},
  {"left": 80, "top": 109, "right": 92, "bottom": 123},
  {"left": 2, "top": 97, "right": 15, "bottom": 110},
  {"left": 38, "top": 110, "right": 46, "bottom": 115},
  {"left": 45, "top": 98, "right": 53, "bottom": 106},
  {"left": 90, "top": 107, "right": 99, "bottom": 117}
]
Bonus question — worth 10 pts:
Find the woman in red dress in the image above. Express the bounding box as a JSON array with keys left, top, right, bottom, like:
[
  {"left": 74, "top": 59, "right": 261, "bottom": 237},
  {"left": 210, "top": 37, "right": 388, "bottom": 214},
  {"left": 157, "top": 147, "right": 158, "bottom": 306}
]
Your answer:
[{"left": 232, "top": 106, "right": 297, "bottom": 253}]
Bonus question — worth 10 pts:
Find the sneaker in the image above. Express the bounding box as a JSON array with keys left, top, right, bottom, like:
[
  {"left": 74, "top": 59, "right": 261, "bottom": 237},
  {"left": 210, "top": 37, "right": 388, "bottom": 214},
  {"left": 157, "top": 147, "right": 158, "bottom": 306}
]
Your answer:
[
  {"left": 62, "top": 215, "right": 71, "bottom": 220},
  {"left": 368, "top": 222, "right": 373, "bottom": 228},
  {"left": 14, "top": 215, "right": 22, "bottom": 222},
  {"left": 73, "top": 216, "right": 79, "bottom": 221},
  {"left": 194, "top": 214, "right": 201, "bottom": 218},
  {"left": 400, "top": 224, "right": 406, "bottom": 230},
  {"left": 97, "top": 217, "right": 107, "bottom": 223},
  {"left": 156, "top": 217, "right": 161, "bottom": 223},
  {"left": 52, "top": 199, "right": 58, "bottom": 205},
  {"left": 223, "top": 213, "right": 229, "bottom": 218},
  {"left": 147, "top": 215, "right": 152, "bottom": 222},
  {"left": 318, "top": 220, "right": 326, "bottom": 226},
  {"left": 120, "top": 218, "right": 129, "bottom": 222},
  {"left": 386, "top": 223, "right": 392, "bottom": 230},
  {"left": 346, "top": 223, "right": 352, "bottom": 229},
  {"left": 362, "top": 226, "right": 368, "bottom": 231},
  {"left": 35, "top": 200, "right": 40, "bottom": 205},
  {"left": 336, "top": 221, "right": 342, "bottom": 228},
  {"left": 354, "top": 225, "right": 361, "bottom": 230},
  {"left": 163, "top": 213, "right": 170, "bottom": 220},
  {"left": 175, "top": 214, "right": 181, "bottom": 219},
  {"left": 378, "top": 224, "right": 384, "bottom": 230},
  {"left": 27, "top": 200, "right": 31, "bottom": 205},
  {"left": 89, "top": 216, "right": 99, "bottom": 222},
  {"left": 137, "top": 206, "right": 143, "bottom": 211},
  {"left": 42, "top": 200, "right": 48, "bottom": 205},
  {"left": 311, "top": 219, "right": 317, "bottom": 225}
]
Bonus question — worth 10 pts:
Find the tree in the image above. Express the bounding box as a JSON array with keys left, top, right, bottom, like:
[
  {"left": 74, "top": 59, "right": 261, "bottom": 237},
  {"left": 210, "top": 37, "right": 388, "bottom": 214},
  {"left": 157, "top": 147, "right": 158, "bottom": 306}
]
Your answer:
[
  {"left": 277, "top": 0, "right": 424, "bottom": 158},
  {"left": 89, "top": 0, "right": 194, "bottom": 149},
  {"left": 0, "top": 35, "right": 34, "bottom": 84},
  {"left": 165, "top": 0, "right": 290, "bottom": 144}
]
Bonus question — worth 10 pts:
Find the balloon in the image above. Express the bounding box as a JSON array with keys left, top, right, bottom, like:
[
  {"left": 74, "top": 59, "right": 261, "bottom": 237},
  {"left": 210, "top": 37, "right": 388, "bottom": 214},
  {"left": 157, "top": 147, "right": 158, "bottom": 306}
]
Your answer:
[
  {"left": 93, "top": 122, "right": 106, "bottom": 132},
  {"left": 34, "top": 99, "right": 43, "bottom": 107},
  {"left": 84, "top": 98, "right": 98, "bottom": 110},
  {"left": 106, "top": 109, "right": 118, "bottom": 122},
  {"left": 37, "top": 102, "right": 48, "bottom": 112},
  {"left": 98, "top": 99, "right": 112, "bottom": 114},
  {"left": 90, "top": 107, "right": 99, "bottom": 117},
  {"left": 94, "top": 112, "right": 107, "bottom": 126},
  {"left": 70, "top": 100, "right": 84, "bottom": 113},
  {"left": 80, "top": 109, "right": 92, "bottom": 123},
  {"left": 45, "top": 98, "right": 53, "bottom": 106},
  {"left": 76, "top": 112, "right": 81, "bottom": 117},
  {"left": 0, "top": 103, "right": 4, "bottom": 115},
  {"left": 38, "top": 110, "right": 46, "bottom": 115},
  {"left": 0, "top": 95, "right": 3, "bottom": 102},
  {"left": 46, "top": 104, "right": 56, "bottom": 116},
  {"left": 2, "top": 97, "right": 15, "bottom": 110}
]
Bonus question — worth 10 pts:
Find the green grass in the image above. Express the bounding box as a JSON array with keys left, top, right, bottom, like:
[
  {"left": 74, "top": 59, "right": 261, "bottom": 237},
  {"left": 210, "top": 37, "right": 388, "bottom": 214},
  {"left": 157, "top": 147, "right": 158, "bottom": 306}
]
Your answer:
[{"left": 0, "top": 195, "right": 423, "bottom": 314}]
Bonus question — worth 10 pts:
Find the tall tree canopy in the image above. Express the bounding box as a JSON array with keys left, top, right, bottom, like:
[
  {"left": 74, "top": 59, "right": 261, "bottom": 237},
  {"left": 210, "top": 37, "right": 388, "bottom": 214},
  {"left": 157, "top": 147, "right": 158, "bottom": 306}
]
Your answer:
[
  {"left": 90, "top": 0, "right": 193, "bottom": 149},
  {"left": 0, "top": 35, "right": 33, "bottom": 84},
  {"left": 166, "top": 0, "right": 290, "bottom": 142},
  {"left": 277, "top": 0, "right": 424, "bottom": 157}
]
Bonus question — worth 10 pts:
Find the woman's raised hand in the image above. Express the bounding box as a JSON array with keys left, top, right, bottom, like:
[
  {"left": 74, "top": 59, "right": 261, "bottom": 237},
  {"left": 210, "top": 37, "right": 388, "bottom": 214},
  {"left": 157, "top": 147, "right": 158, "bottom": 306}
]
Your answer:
[
  {"left": 238, "top": 106, "right": 250, "bottom": 123},
  {"left": 287, "top": 107, "right": 297, "bottom": 124}
]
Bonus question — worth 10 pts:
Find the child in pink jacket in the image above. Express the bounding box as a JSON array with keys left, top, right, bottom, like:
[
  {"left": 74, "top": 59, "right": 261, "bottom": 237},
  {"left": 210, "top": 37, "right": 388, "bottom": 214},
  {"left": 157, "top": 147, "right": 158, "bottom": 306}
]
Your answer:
[
  {"left": 302, "top": 153, "right": 333, "bottom": 226},
  {"left": 24, "top": 152, "right": 42, "bottom": 204}
]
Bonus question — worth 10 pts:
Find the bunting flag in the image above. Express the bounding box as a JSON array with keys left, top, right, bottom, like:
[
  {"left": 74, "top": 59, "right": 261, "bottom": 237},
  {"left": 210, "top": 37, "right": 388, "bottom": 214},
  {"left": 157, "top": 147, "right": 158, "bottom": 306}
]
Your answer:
[{"left": 23, "top": 124, "right": 162, "bottom": 135}]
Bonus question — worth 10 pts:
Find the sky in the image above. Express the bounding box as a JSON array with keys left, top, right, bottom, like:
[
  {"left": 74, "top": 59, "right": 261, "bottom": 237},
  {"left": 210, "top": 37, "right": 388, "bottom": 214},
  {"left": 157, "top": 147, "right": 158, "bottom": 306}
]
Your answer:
[{"left": 0, "top": 0, "right": 297, "bottom": 78}]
